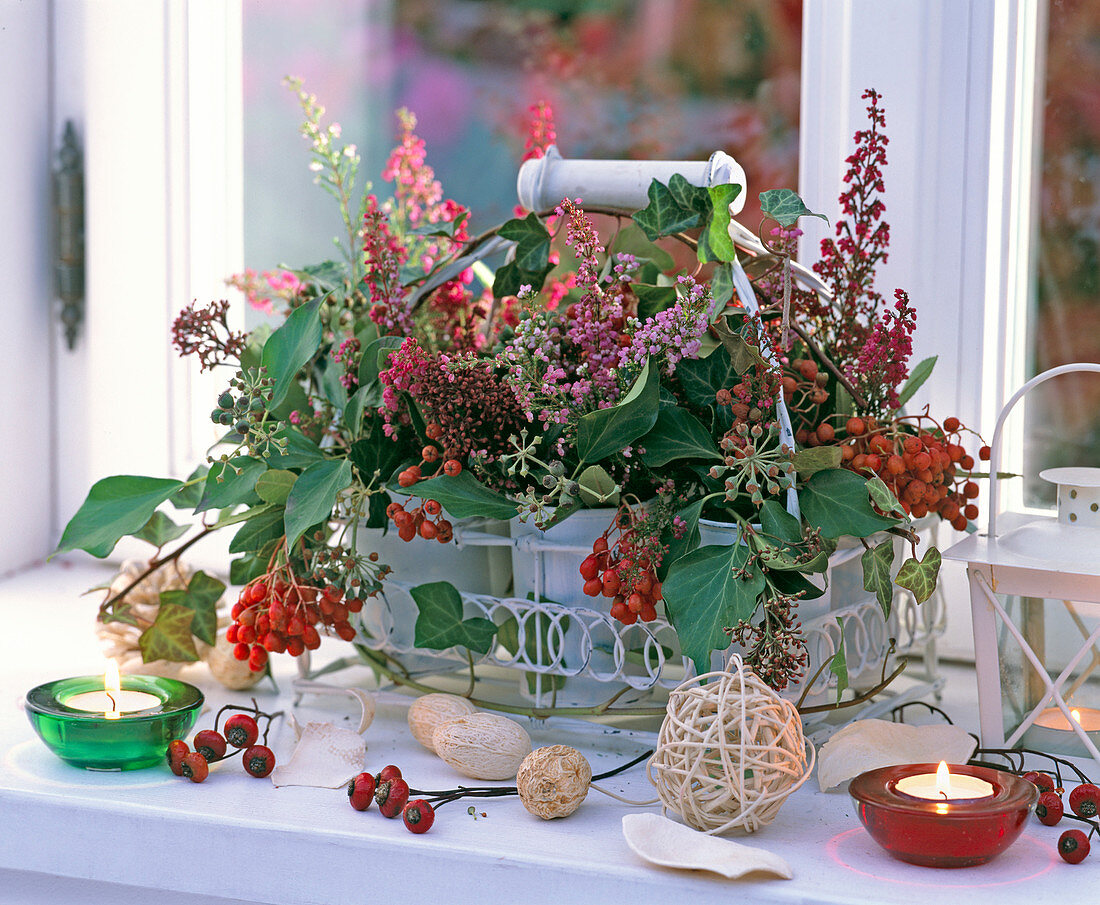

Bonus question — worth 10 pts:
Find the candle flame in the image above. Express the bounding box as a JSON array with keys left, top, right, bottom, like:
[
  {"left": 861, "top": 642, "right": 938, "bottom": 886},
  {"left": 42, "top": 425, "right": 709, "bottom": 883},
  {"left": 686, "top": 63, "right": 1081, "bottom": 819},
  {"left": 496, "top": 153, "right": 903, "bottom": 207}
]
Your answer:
[
  {"left": 1073, "top": 709, "right": 1082, "bottom": 724},
  {"left": 935, "top": 760, "right": 951, "bottom": 798}
]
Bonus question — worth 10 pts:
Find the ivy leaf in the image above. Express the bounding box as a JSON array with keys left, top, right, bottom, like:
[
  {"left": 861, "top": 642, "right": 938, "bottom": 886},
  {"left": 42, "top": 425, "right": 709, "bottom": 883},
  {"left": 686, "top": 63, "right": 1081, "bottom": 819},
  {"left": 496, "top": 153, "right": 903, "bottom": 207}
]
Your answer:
[
  {"left": 284, "top": 458, "right": 353, "bottom": 548},
  {"left": 657, "top": 498, "right": 704, "bottom": 581},
  {"left": 493, "top": 214, "right": 555, "bottom": 298},
  {"left": 675, "top": 345, "right": 740, "bottom": 408},
  {"left": 158, "top": 571, "right": 224, "bottom": 646},
  {"left": 633, "top": 176, "right": 706, "bottom": 240},
  {"left": 576, "top": 360, "right": 660, "bottom": 463},
  {"left": 195, "top": 458, "right": 266, "bottom": 513},
  {"left": 608, "top": 222, "right": 675, "bottom": 270},
  {"left": 412, "top": 581, "right": 498, "bottom": 655},
  {"left": 699, "top": 183, "right": 741, "bottom": 264},
  {"left": 640, "top": 406, "right": 722, "bottom": 467},
  {"left": 261, "top": 296, "right": 324, "bottom": 410},
  {"left": 710, "top": 263, "right": 734, "bottom": 312},
  {"left": 634, "top": 283, "right": 678, "bottom": 321},
  {"left": 133, "top": 510, "right": 189, "bottom": 548},
  {"left": 759, "top": 188, "right": 829, "bottom": 228},
  {"left": 861, "top": 539, "right": 896, "bottom": 618},
  {"left": 358, "top": 336, "right": 404, "bottom": 388},
  {"left": 577, "top": 464, "right": 620, "bottom": 507},
  {"left": 254, "top": 469, "right": 296, "bottom": 505},
  {"left": 56, "top": 476, "right": 184, "bottom": 558},
  {"left": 170, "top": 464, "right": 209, "bottom": 511},
  {"left": 759, "top": 500, "right": 802, "bottom": 545},
  {"left": 138, "top": 602, "right": 200, "bottom": 663},
  {"left": 829, "top": 627, "right": 849, "bottom": 704},
  {"left": 895, "top": 548, "right": 942, "bottom": 603},
  {"left": 401, "top": 471, "right": 517, "bottom": 521},
  {"left": 230, "top": 551, "right": 271, "bottom": 586},
  {"left": 800, "top": 469, "right": 899, "bottom": 539},
  {"left": 791, "top": 446, "right": 843, "bottom": 477},
  {"left": 269, "top": 430, "right": 326, "bottom": 469},
  {"left": 713, "top": 318, "right": 767, "bottom": 373},
  {"left": 350, "top": 429, "right": 407, "bottom": 488},
  {"left": 897, "top": 355, "right": 938, "bottom": 408},
  {"left": 866, "top": 475, "right": 907, "bottom": 519},
  {"left": 408, "top": 212, "right": 468, "bottom": 238},
  {"left": 229, "top": 505, "right": 286, "bottom": 554},
  {"left": 663, "top": 543, "right": 765, "bottom": 676}
]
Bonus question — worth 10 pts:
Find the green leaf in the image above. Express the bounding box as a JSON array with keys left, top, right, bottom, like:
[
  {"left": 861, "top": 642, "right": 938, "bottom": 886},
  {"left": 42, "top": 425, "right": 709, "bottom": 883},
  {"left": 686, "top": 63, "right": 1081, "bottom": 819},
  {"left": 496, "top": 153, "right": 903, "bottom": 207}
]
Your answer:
[
  {"left": 710, "top": 263, "right": 734, "bottom": 312},
  {"left": 230, "top": 551, "right": 271, "bottom": 586},
  {"left": 759, "top": 500, "right": 802, "bottom": 545},
  {"left": 861, "top": 539, "right": 896, "bottom": 618},
  {"left": 402, "top": 470, "right": 517, "bottom": 520},
  {"left": 158, "top": 571, "right": 224, "bottom": 646},
  {"left": 791, "top": 446, "right": 843, "bottom": 477},
  {"left": 657, "top": 498, "right": 704, "bottom": 581},
  {"left": 138, "top": 602, "right": 200, "bottom": 663},
  {"left": 493, "top": 214, "right": 555, "bottom": 298},
  {"left": 269, "top": 430, "right": 326, "bottom": 469},
  {"left": 358, "top": 336, "right": 404, "bottom": 388},
  {"left": 255, "top": 469, "right": 296, "bottom": 505},
  {"left": 897, "top": 355, "right": 938, "bottom": 408},
  {"left": 56, "top": 476, "right": 185, "bottom": 558},
  {"left": 640, "top": 406, "right": 722, "bottom": 466},
  {"left": 770, "top": 568, "right": 826, "bottom": 601},
  {"left": 577, "top": 464, "right": 620, "bottom": 507},
  {"left": 343, "top": 385, "right": 371, "bottom": 437},
  {"left": 133, "top": 510, "right": 189, "bottom": 548},
  {"left": 759, "top": 188, "right": 829, "bottom": 227},
  {"left": 171, "top": 464, "right": 209, "bottom": 511},
  {"left": 299, "top": 260, "right": 347, "bottom": 293},
  {"left": 800, "top": 469, "right": 899, "bottom": 539},
  {"left": 866, "top": 475, "right": 907, "bottom": 518},
  {"left": 633, "top": 175, "right": 707, "bottom": 240},
  {"left": 576, "top": 360, "right": 660, "bottom": 463},
  {"left": 713, "top": 319, "right": 768, "bottom": 373},
  {"left": 700, "top": 183, "right": 741, "bottom": 264},
  {"left": 284, "top": 458, "right": 353, "bottom": 548},
  {"left": 214, "top": 502, "right": 274, "bottom": 530},
  {"left": 261, "top": 296, "right": 324, "bottom": 410},
  {"left": 675, "top": 345, "right": 740, "bottom": 408},
  {"left": 411, "top": 581, "right": 498, "bottom": 655},
  {"left": 229, "top": 505, "right": 286, "bottom": 554},
  {"left": 195, "top": 458, "right": 266, "bottom": 513},
  {"left": 829, "top": 626, "right": 849, "bottom": 703},
  {"left": 663, "top": 543, "right": 765, "bottom": 676},
  {"left": 350, "top": 429, "right": 407, "bottom": 488},
  {"left": 317, "top": 358, "right": 348, "bottom": 410},
  {"left": 408, "top": 212, "right": 468, "bottom": 238},
  {"left": 895, "top": 548, "right": 942, "bottom": 603}
]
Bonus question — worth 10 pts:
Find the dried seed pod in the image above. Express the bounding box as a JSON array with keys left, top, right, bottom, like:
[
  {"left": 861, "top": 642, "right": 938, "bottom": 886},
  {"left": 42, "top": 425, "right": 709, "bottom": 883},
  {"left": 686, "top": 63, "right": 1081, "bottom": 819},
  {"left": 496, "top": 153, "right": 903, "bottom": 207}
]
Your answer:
[
  {"left": 407, "top": 693, "right": 479, "bottom": 753},
  {"left": 516, "top": 745, "right": 592, "bottom": 819},
  {"left": 431, "top": 713, "right": 532, "bottom": 780}
]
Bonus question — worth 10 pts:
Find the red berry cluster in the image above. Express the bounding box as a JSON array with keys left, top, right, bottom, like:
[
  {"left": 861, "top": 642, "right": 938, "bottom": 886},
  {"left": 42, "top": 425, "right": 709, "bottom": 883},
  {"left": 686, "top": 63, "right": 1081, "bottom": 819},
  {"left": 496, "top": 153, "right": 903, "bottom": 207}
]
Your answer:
[
  {"left": 1026, "top": 771, "right": 1100, "bottom": 863},
  {"left": 347, "top": 764, "right": 435, "bottom": 834},
  {"left": 579, "top": 526, "right": 664, "bottom": 626},
  {"left": 166, "top": 702, "right": 279, "bottom": 783},
  {"left": 228, "top": 566, "right": 364, "bottom": 672},
  {"left": 835, "top": 413, "right": 985, "bottom": 530},
  {"left": 387, "top": 496, "right": 454, "bottom": 544}
]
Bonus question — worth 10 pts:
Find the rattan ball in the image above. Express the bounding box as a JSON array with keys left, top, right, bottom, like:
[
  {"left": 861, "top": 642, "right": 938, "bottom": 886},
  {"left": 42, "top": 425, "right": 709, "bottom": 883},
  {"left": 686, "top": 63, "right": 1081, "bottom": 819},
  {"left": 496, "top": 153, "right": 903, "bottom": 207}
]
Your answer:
[
  {"left": 647, "top": 655, "right": 814, "bottom": 834},
  {"left": 516, "top": 745, "right": 592, "bottom": 819}
]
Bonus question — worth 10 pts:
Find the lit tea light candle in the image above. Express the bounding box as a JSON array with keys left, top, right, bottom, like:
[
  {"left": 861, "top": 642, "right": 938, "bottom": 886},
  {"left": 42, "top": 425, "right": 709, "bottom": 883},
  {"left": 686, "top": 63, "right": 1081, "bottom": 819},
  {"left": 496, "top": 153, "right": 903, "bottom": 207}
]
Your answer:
[
  {"left": 62, "top": 661, "right": 161, "bottom": 718},
  {"left": 894, "top": 760, "right": 995, "bottom": 801},
  {"left": 1032, "top": 706, "right": 1100, "bottom": 732}
]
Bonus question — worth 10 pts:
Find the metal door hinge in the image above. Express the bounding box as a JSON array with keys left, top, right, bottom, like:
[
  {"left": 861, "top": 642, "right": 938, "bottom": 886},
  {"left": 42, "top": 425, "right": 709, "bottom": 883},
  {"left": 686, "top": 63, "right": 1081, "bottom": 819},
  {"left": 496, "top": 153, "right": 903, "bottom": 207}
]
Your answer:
[{"left": 55, "top": 120, "right": 85, "bottom": 350}]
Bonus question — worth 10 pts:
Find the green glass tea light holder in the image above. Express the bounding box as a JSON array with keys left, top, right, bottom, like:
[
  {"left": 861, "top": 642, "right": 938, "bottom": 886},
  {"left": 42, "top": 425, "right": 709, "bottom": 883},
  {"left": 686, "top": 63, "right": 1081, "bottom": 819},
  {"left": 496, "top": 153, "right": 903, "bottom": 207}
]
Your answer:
[{"left": 24, "top": 665, "right": 204, "bottom": 771}]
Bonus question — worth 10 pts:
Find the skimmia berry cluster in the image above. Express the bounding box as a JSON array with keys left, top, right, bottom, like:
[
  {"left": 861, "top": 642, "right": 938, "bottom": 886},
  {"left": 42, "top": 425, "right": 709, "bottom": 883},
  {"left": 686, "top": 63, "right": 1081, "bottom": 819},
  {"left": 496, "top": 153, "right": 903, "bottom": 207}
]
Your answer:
[{"left": 171, "top": 299, "right": 248, "bottom": 372}]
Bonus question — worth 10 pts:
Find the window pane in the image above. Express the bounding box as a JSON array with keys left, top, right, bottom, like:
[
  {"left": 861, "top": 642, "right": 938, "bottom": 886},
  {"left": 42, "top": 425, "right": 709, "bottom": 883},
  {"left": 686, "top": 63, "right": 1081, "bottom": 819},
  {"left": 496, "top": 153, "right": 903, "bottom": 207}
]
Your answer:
[
  {"left": 1026, "top": 0, "right": 1100, "bottom": 506},
  {"left": 242, "top": 0, "right": 801, "bottom": 324}
]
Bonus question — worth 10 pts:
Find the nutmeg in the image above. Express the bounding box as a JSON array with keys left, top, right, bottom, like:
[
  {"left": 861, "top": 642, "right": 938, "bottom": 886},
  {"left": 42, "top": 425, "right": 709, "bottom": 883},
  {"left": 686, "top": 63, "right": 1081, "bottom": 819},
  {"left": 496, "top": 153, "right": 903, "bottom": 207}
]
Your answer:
[
  {"left": 431, "top": 713, "right": 532, "bottom": 780},
  {"left": 407, "top": 693, "right": 478, "bottom": 752},
  {"left": 516, "top": 745, "right": 592, "bottom": 819}
]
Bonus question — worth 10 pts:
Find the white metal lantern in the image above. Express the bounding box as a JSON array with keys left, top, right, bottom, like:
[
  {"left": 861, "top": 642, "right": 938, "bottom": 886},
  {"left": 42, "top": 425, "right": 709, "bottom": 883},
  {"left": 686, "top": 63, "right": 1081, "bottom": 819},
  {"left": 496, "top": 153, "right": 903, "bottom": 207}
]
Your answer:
[{"left": 943, "top": 363, "right": 1100, "bottom": 764}]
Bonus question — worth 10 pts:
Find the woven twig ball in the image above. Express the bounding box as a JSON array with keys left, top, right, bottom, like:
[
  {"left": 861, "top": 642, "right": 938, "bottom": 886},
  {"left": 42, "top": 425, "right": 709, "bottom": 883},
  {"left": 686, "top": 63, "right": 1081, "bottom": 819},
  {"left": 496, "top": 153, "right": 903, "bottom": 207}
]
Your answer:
[
  {"left": 648, "top": 655, "right": 814, "bottom": 834},
  {"left": 516, "top": 745, "right": 593, "bottom": 819}
]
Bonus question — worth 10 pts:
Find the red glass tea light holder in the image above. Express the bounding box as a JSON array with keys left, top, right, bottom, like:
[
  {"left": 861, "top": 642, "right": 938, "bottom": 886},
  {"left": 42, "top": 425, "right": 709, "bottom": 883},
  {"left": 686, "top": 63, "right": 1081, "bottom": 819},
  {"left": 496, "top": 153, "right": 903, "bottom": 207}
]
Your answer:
[{"left": 849, "top": 762, "right": 1037, "bottom": 868}]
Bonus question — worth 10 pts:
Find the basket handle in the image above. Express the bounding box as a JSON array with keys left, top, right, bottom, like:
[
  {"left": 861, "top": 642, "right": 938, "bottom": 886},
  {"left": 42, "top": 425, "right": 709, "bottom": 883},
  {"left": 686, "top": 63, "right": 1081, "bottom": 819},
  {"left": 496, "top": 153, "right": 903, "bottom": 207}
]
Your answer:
[{"left": 987, "top": 362, "right": 1100, "bottom": 537}]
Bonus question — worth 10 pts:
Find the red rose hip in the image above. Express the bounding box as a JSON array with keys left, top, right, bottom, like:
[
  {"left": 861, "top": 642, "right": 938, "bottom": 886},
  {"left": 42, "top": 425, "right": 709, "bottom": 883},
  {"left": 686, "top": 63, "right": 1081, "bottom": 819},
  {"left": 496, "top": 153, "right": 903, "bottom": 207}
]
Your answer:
[
  {"left": 1036, "top": 790, "right": 1064, "bottom": 826},
  {"left": 347, "top": 772, "right": 376, "bottom": 811},
  {"left": 1069, "top": 783, "right": 1100, "bottom": 818},
  {"left": 1059, "top": 829, "right": 1091, "bottom": 864},
  {"left": 375, "top": 777, "right": 410, "bottom": 818},
  {"left": 403, "top": 799, "right": 435, "bottom": 834},
  {"left": 242, "top": 744, "right": 276, "bottom": 778},
  {"left": 224, "top": 713, "right": 260, "bottom": 749}
]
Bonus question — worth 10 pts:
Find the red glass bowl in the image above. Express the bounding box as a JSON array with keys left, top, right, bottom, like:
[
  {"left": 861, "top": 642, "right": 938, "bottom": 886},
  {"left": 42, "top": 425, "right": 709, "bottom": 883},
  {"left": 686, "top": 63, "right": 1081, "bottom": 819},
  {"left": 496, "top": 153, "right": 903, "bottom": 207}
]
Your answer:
[{"left": 849, "top": 763, "right": 1037, "bottom": 868}]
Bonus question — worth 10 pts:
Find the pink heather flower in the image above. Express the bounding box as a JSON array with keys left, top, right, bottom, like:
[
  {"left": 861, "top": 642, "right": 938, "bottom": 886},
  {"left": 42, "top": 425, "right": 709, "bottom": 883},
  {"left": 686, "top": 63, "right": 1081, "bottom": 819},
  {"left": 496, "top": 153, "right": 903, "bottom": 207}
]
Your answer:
[
  {"left": 620, "top": 275, "right": 710, "bottom": 373},
  {"left": 851, "top": 288, "right": 916, "bottom": 412},
  {"left": 522, "top": 100, "right": 557, "bottom": 162}
]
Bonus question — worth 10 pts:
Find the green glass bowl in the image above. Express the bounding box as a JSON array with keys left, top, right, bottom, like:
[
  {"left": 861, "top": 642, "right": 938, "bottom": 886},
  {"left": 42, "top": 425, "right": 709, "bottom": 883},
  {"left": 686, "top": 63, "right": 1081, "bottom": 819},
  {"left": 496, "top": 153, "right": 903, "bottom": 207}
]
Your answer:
[{"left": 25, "top": 675, "right": 204, "bottom": 771}]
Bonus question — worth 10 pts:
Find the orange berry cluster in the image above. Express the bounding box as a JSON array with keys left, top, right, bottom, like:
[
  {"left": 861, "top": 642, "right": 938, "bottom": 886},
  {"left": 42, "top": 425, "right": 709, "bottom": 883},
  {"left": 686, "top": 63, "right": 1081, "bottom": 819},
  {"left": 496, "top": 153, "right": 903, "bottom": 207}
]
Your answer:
[
  {"left": 838, "top": 414, "right": 985, "bottom": 530},
  {"left": 387, "top": 497, "right": 454, "bottom": 543},
  {"left": 580, "top": 533, "right": 664, "bottom": 625},
  {"left": 228, "top": 568, "right": 363, "bottom": 670}
]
